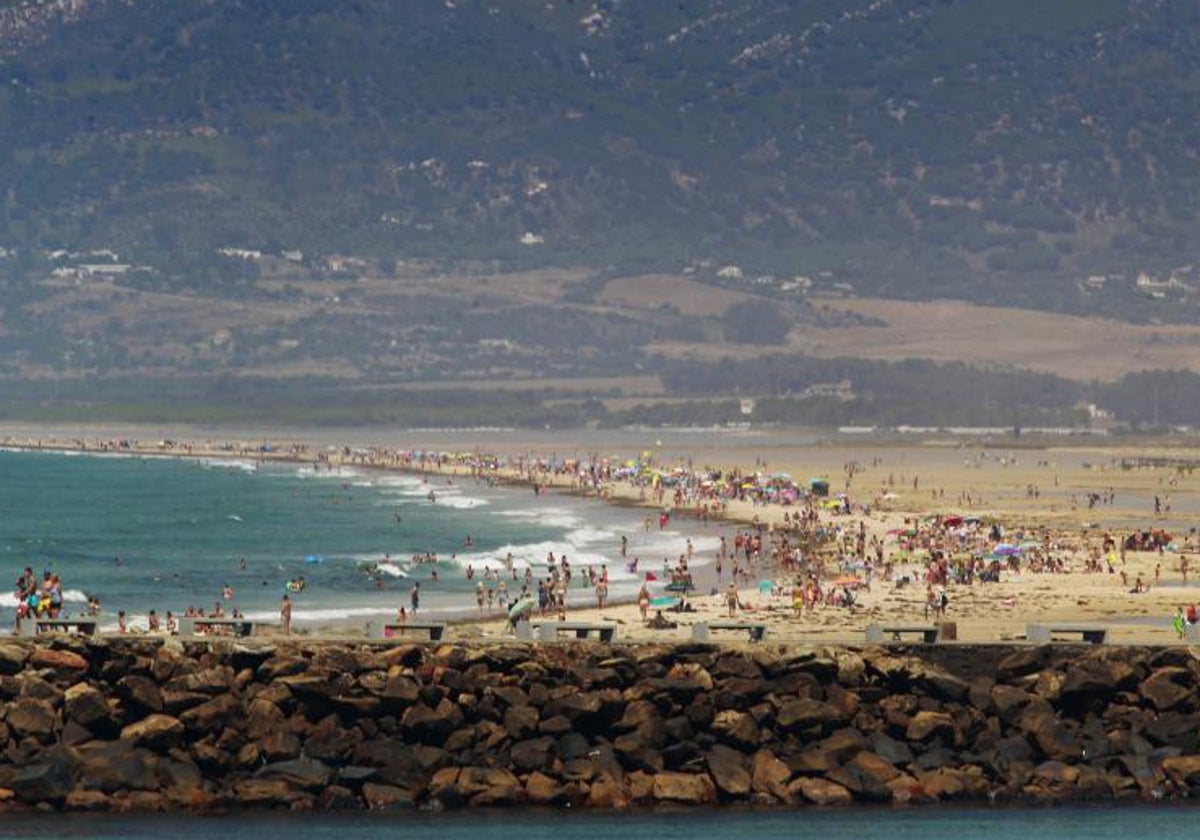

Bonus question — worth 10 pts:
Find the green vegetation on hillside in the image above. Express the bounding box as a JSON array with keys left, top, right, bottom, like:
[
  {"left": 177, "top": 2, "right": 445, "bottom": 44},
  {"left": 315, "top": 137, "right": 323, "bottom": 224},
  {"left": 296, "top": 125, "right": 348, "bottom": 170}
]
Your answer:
[{"left": 1, "top": 0, "right": 1200, "bottom": 320}]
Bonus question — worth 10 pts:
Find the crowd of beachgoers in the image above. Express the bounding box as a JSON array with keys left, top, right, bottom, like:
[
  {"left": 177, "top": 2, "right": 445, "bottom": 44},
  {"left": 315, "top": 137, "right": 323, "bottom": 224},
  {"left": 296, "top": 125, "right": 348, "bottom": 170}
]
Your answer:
[{"left": 5, "top": 432, "right": 1200, "bottom": 643}]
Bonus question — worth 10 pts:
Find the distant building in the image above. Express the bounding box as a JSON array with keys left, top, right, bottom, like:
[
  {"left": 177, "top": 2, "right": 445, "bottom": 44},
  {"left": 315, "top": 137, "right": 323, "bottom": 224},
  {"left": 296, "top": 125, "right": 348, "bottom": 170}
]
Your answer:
[
  {"left": 218, "top": 247, "right": 263, "bottom": 260},
  {"left": 802, "top": 380, "right": 853, "bottom": 400},
  {"left": 78, "top": 264, "right": 131, "bottom": 277}
]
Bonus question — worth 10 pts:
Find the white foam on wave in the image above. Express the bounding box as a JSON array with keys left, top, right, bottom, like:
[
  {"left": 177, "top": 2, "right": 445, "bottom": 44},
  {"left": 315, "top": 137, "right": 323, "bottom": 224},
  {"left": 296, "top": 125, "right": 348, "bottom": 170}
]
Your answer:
[
  {"left": 293, "top": 465, "right": 364, "bottom": 480},
  {"left": 492, "top": 506, "right": 583, "bottom": 530},
  {"left": 566, "top": 526, "right": 619, "bottom": 548},
  {"left": 435, "top": 495, "right": 488, "bottom": 510},
  {"left": 195, "top": 457, "right": 258, "bottom": 472},
  {"left": 372, "top": 475, "right": 427, "bottom": 489},
  {"left": 244, "top": 606, "right": 398, "bottom": 623},
  {"left": 0, "top": 589, "right": 88, "bottom": 608}
]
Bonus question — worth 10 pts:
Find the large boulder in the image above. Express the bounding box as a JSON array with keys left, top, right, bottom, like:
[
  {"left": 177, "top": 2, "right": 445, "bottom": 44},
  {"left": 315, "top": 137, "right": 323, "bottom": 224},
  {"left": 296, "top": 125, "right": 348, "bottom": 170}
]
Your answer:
[
  {"left": 304, "top": 715, "right": 362, "bottom": 763},
  {"left": 750, "top": 749, "right": 792, "bottom": 801},
  {"left": 905, "top": 710, "right": 957, "bottom": 744},
  {"left": 180, "top": 694, "right": 240, "bottom": 731},
  {"left": 361, "top": 782, "right": 414, "bottom": 810},
  {"left": 0, "top": 644, "right": 28, "bottom": 675},
  {"left": 524, "top": 771, "right": 564, "bottom": 805},
  {"left": 10, "top": 746, "right": 78, "bottom": 804},
  {"left": 826, "top": 761, "right": 893, "bottom": 802},
  {"left": 706, "top": 745, "right": 751, "bottom": 798},
  {"left": 1161, "top": 755, "right": 1200, "bottom": 788},
  {"left": 587, "top": 773, "right": 629, "bottom": 809},
  {"left": 776, "top": 698, "right": 842, "bottom": 732},
  {"left": 789, "top": 776, "right": 852, "bottom": 805},
  {"left": 401, "top": 700, "right": 463, "bottom": 744},
  {"left": 651, "top": 771, "right": 717, "bottom": 805},
  {"left": 78, "top": 742, "right": 160, "bottom": 793},
  {"left": 710, "top": 710, "right": 760, "bottom": 750},
  {"left": 29, "top": 648, "right": 88, "bottom": 673},
  {"left": 232, "top": 778, "right": 302, "bottom": 808},
  {"left": 121, "top": 714, "right": 184, "bottom": 751},
  {"left": 614, "top": 731, "right": 665, "bottom": 773},
  {"left": 63, "top": 683, "right": 109, "bottom": 728},
  {"left": 990, "top": 685, "right": 1050, "bottom": 724},
  {"left": 167, "top": 666, "right": 236, "bottom": 695},
  {"left": 508, "top": 736, "right": 556, "bottom": 773},
  {"left": 1139, "top": 667, "right": 1193, "bottom": 712},
  {"left": 116, "top": 675, "right": 164, "bottom": 714},
  {"left": 502, "top": 705, "right": 539, "bottom": 740},
  {"left": 916, "top": 667, "right": 970, "bottom": 702},
  {"left": 1026, "top": 713, "right": 1083, "bottom": 762},
  {"left": 243, "top": 698, "right": 286, "bottom": 741},
  {"left": 996, "top": 648, "right": 1045, "bottom": 681},
  {"left": 460, "top": 767, "right": 524, "bottom": 806},
  {"left": 1059, "top": 659, "right": 1134, "bottom": 700},
  {"left": 255, "top": 757, "right": 332, "bottom": 791},
  {"left": 7, "top": 697, "right": 57, "bottom": 738}
]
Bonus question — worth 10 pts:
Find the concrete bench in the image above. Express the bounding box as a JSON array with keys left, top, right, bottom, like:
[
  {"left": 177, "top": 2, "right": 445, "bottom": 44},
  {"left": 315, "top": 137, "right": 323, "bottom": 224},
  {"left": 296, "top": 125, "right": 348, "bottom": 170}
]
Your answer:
[
  {"left": 1026, "top": 623, "right": 1108, "bottom": 645},
  {"left": 692, "top": 620, "right": 767, "bottom": 642},
  {"left": 379, "top": 620, "right": 446, "bottom": 641},
  {"left": 21, "top": 618, "right": 98, "bottom": 637},
  {"left": 531, "top": 621, "right": 616, "bottom": 642},
  {"left": 177, "top": 617, "right": 276, "bottom": 637},
  {"left": 866, "top": 623, "right": 941, "bottom": 643}
]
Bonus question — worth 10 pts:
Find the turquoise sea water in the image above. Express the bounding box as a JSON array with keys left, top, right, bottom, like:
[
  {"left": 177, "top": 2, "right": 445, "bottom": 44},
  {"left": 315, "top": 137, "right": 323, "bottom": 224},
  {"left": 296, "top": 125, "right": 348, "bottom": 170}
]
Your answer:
[
  {"left": 0, "top": 449, "right": 714, "bottom": 629},
  {"left": 3, "top": 806, "right": 1200, "bottom": 839}
]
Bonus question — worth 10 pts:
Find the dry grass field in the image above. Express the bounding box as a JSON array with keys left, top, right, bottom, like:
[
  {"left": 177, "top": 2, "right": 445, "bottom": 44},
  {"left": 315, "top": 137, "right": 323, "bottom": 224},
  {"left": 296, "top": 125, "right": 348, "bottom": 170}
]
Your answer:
[
  {"left": 600, "top": 274, "right": 756, "bottom": 317},
  {"left": 795, "top": 298, "right": 1200, "bottom": 381},
  {"left": 25, "top": 268, "right": 1200, "bottom": 388},
  {"left": 647, "top": 295, "right": 1200, "bottom": 382}
]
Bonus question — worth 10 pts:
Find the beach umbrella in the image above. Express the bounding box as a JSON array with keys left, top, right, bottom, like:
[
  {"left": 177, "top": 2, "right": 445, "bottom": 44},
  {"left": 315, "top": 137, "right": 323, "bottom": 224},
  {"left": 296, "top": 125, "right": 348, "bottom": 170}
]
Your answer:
[{"left": 650, "top": 595, "right": 680, "bottom": 608}]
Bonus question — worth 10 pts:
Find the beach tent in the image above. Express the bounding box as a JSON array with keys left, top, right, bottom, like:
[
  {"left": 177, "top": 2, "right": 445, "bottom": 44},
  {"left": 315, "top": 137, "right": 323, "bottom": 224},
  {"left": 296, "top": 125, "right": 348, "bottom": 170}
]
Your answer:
[{"left": 809, "top": 478, "right": 830, "bottom": 497}]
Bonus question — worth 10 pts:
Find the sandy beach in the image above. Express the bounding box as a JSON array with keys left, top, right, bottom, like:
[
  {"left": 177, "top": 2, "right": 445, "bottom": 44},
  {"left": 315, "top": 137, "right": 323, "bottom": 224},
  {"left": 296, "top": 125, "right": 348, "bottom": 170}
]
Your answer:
[{"left": 4, "top": 423, "right": 1200, "bottom": 647}]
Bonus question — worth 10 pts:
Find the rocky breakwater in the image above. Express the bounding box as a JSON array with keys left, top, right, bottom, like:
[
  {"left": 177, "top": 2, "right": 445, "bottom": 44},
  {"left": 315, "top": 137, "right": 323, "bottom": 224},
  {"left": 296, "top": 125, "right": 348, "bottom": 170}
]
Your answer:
[{"left": 0, "top": 637, "right": 1198, "bottom": 811}]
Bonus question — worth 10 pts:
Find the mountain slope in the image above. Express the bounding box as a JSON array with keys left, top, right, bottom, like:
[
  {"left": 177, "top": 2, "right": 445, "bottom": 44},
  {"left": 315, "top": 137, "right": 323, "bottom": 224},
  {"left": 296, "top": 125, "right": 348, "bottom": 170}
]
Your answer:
[{"left": 0, "top": 0, "right": 1199, "bottom": 320}]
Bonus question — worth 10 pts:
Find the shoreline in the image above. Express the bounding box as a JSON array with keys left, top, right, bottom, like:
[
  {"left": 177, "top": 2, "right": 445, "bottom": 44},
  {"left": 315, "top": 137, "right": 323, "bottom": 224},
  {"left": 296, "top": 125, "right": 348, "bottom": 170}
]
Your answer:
[{"left": 5, "top": 427, "right": 1200, "bottom": 646}]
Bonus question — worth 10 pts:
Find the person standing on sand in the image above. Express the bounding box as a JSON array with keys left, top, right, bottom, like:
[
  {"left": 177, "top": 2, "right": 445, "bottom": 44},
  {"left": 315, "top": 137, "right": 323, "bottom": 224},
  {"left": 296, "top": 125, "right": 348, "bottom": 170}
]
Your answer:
[
  {"left": 280, "top": 594, "right": 292, "bottom": 635},
  {"left": 555, "top": 578, "right": 567, "bottom": 620},
  {"left": 410, "top": 581, "right": 420, "bottom": 614},
  {"left": 638, "top": 581, "right": 651, "bottom": 621},
  {"left": 726, "top": 583, "right": 739, "bottom": 617}
]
